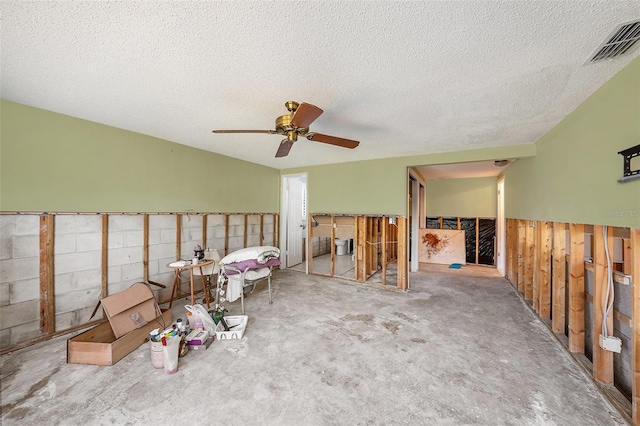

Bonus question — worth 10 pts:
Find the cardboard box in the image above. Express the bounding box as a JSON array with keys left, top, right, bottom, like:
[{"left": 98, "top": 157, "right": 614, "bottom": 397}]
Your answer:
[
  {"left": 189, "top": 337, "right": 214, "bottom": 351},
  {"left": 100, "top": 283, "right": 160, "bottom": 339},
  {"left": 67, "top": 283, "right": 171, "bottom": 366}
]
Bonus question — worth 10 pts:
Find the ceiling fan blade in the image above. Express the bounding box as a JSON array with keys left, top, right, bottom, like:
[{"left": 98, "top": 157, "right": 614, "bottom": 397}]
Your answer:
[
  {"left": 212, "top": 130, "right": 276, "bottom": 134},
  {"left": 290, "top": 103, "right": 323, "bottom": 129},
  {"left": 306, "top": 133, "right": 360, "bottom": 149},
  {"left": 275, "top": 139, "right": 294, "bottom": 158}
]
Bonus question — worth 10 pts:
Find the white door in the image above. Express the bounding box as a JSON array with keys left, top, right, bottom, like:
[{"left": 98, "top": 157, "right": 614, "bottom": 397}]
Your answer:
[
  {"left": 286, "top": 176, "right": 306, "bottom": 267},
  {"left": 496, "top": 176, "right": 506, "bottom": 276}
]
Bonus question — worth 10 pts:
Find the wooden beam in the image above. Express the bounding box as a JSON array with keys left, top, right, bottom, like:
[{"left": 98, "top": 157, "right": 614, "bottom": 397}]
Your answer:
[
  {"left": 397, "top": 217, "right": 408, "bottom": 290},
  {"left": 533, "top": 221, "right": 540, "bottom": 313},
  {"left": 274, "top": 214, "right": 279, "bottom": 247},
  {"left": 624, "top": 238, "right": 632, "bottom": 275},
  {"left": 143, "top": 214, "right": 149, "bottom": 283},
  {"left": 202, "top": 214, "right": 207, "bottom": 249},
  {"left": 552, "top": 222, "right": 566, "bottom": 333},
  {"left": 101, "top": 214, "right": 109, "bottom": 320},
  {"left": 330, "top": 216, "right": 336, "bottom": 277},
  {"left": 176, "top": 214, "right": 182, "bottom": 258},
  {"left": 373, "top": 218, "right": 379, "bottom": 273},
  {"left": 243, "top": 214, "right": 248, "bottom": 248},
  {"left": 631, "top": 228, "right": 640, "bottom": 424},
  {"left": 224, "top": 214, "right": 229, "bottom": 255},
  {"left": 524, "top": 221, "right": 534, "bottom": 301},
  {"left": 475, "top": 217, "right": 479, "bottom": 265},
  {"left": 568, "top": 223, "right": 585, "bottom": 353},
  {"left": 517, "top": 220, "right": 526, "bottom": 294},
  {"left": 539, "top": 221, "right": 552, "bottom": 319},
  {"left": 381, "top": 217, "right": 388, "bottom": 286},
  {"left": 357, "top": 216, "right": 366, "bottom": 281},
  {"left": 39, "top": 214, "right": 55, "bottom": 334},
  {"left": 593, "top": 225, "right": 614, "bottom": 384},
  {"left": 260, "top": 214, "right": 264, "bottom": 245}
]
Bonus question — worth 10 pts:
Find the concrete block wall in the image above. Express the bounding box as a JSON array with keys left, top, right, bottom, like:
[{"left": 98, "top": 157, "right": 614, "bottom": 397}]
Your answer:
[
  {"left": 0, "top": 215, "right": 41, "bottom": 348},
  {"left": 54, "top": 215, "right": 102, "bottom": 332},
  {"left": 0, "top": 212, "right": 278, "bottom": 350}
]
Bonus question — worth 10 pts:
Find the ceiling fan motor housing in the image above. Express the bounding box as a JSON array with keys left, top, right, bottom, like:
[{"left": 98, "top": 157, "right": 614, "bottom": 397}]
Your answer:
[{"left": 275, "top": 113, "right": 308, "bottom": 138}]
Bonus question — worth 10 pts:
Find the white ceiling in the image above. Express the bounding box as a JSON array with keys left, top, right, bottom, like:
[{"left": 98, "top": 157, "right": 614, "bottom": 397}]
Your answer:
[
  {"left": 1, "top": 1, "right": 639, "bottom": 170},
  {"left": 416, "top": 160, "right": 513, "bottom": 180}
]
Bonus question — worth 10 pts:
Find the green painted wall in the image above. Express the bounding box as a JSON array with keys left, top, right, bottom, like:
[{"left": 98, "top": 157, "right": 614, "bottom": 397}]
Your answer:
[
  {"left": 283, "top": 144, "right": 535, "bottom": 216},
  {"left": 503, "top": 57, "right": 640, "bottom": 228},
  {"left": 0, "top": 100, "right": 279, "bottom": 213},
  {"left": 426, "top": 177, "right": 497, "bottom": 218}
]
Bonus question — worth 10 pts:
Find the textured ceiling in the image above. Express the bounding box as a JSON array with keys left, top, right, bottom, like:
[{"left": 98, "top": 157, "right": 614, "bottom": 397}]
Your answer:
[{"left": 1, "top": 1, "right": 639, "bottom": 170}]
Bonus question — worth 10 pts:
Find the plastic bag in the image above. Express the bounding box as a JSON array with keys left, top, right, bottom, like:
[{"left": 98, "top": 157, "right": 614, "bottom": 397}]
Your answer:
[{"left": 184, "top": 304, "right": 216, "bottom": 334}]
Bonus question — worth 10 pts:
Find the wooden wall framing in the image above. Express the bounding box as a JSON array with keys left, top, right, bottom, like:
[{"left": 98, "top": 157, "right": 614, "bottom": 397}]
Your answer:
[
  {"left": 308, "top": 214, "right": 406, "bottom": 290},
  {"left": 1, "top": 211, "right": 278, "bottom": 355},
  {"left": 505, "top": 218, "right": 639, "bottom": 423}
]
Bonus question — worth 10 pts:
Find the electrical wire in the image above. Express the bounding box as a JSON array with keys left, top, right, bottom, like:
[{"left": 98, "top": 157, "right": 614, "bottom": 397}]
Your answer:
[{"left": 602, "top": 226, "right": 615, "bottom": 338}]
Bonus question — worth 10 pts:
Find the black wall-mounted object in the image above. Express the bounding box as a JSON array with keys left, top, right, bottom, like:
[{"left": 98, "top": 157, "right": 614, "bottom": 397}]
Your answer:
[{"left": 618, "top": 144, "right": 640, "bottom": 183}]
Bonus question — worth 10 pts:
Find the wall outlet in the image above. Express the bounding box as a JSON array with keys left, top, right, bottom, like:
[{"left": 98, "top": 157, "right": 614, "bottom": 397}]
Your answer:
[{"left": 599, "top": 334, "right": 622, "bottom": 353}]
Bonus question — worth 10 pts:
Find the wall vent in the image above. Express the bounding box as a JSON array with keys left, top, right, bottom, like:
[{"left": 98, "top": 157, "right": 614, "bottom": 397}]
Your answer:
[{"left": 586, "top": 19, "right": 640, "bottom": 64}]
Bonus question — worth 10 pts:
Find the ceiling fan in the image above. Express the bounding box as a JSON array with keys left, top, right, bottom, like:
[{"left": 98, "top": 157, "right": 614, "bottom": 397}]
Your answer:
[{"left": 212, "top": 101, "right": 360, "bottom": 158}]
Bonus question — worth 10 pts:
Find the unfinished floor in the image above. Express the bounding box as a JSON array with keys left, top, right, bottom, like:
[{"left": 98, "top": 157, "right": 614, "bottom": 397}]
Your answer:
[{"left": 0, "top": 267, "right": 628, "bottom": 425}]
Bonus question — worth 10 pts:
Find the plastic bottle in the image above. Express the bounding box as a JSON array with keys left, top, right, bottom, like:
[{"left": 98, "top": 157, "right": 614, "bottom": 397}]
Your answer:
[{"left": 176, "top": 318, "right": 184, "bottom": 332}]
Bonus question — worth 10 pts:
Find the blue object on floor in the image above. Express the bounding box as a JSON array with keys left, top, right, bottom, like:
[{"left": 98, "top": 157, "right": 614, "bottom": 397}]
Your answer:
[{"left": 449, "top": 263, "right": 462, "bottom": 269}]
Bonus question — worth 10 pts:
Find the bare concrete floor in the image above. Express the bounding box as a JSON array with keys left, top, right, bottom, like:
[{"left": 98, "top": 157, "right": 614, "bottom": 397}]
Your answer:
[{"left": 1, "top": 268, "right": 628, "bottom": 425}]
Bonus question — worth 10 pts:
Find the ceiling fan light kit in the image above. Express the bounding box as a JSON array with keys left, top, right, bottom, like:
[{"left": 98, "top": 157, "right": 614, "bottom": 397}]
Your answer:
[{"left": 213, "top": 101, "right": 360, "bottom": 158}]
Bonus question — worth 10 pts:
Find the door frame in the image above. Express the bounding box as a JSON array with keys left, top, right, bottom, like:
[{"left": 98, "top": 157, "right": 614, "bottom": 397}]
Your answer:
[
  {"left": 496, "top": 175, "right": 506, "bottom": 276},
  {"left": 280, "top": 173, "right": 308, "bottom": 272}
]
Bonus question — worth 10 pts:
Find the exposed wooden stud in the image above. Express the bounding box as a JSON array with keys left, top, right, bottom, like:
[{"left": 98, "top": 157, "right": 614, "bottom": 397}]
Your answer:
[
  {"left": 202, "top": 214, "right": 207, "bottom": 248},
  {"left": 274, "top": 214, "right": 279, "bottom": 247},
  {"left": 101, "top": 214, "right": 109, "bottom": 319},
  {"left": 330, "top": 216, "right": 336, "bottom": 277},
  {"left": 176, "top": 214, "right": 182, "bottom": 258},
  {"left": 624, "top": 238, "right": 632, "bottom": 275},
  {"left": 397, "top": 217, "right": 408, "bottom": 290},
  {"left": 381, "top": 217, "right": 388, "bottom": 286},
  {"left": 224, "top": 214, "right": 229, "bottom": 255},
  {"left": 373, "top": 218, "right": 379, "bottom": 273},
  {"left": 307, "top": 214, "right": 313, "bottom": 273},
  {"left": 143, "top": 214, "right": 149, "bottom": 283},
  {"left": 260, "top": 214, "right": 264, "bottom": 245},
  {"left": 457, "top": 217, "right": 461, "bottom": 230},
  {"left": 593, "top": 225, "right": 614, "bottom": 384},
  {"left": 552, "top": 222, "right": 566, "bottom": 333},
  {"left": 539, "top": 221, "right": 552, "bottom": 319},
  {"left": 475, "top": 217, "right": 480, "bottom": 265},
  {"left": 631, "top": 228, "right": 640, "bottom": 424},
  {"left": 438, "top": 216, "right": 443, "bottom": 229},
  {"left": 357, "top": 216, "right": 367, "bottom": 281},
  {"left": 533, "top": 221, "right": 540, "bottom": 313},
  {"left": 39, "top": 214, "right": 55, "bottom": 334},
  {"left": 524, "top": 221, "right": 534, "bottom": 301},
  {"left": 568, "top": 223, "right": 585, "bottom": 353},
  {"left": 517, "top": 220, "right": 526, "bottom": 294},
  {"left": 243, "top": 214, "right": 248, "bottom": 248}
]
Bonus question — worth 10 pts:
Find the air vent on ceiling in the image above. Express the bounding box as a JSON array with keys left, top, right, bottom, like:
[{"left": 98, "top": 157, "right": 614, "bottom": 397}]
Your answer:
[{"left": 586, "top": 19, "right": 640, "bottom": 64}]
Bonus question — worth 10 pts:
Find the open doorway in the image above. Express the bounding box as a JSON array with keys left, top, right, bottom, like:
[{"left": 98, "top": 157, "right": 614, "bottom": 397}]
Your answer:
[
  {"left": 410, "top": 160, "right": 512, "bottom": 273},
  {"left": 280, "top": 174, "right": 307, "bottom": 270}
]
